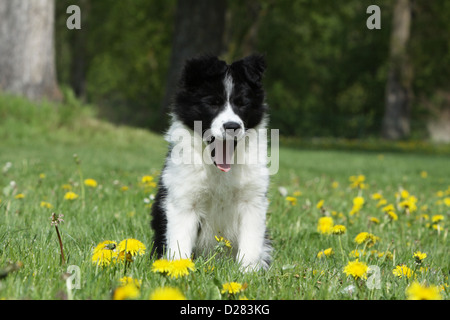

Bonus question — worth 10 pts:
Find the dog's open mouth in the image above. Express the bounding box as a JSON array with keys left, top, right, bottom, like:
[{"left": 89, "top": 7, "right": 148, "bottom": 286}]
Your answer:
[{"left": 207, "top": 136, "right": 237, "bottom": 173}]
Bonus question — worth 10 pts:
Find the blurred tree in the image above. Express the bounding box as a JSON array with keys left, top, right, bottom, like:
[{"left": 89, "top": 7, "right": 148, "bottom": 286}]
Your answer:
[
  {"left": 0, "top": 0, "right": 61, "bottom": 101},
  {"left": 160, "top": 0, "right": 227, "bottom": 130},
  {"left": 69, "top": 0, "right": 90, "bottom": 100},
  {"left": 55, "top": 0, "right": 175, "bottom": 127},
  {"left": 51, "top": 0, "right": 450, "bottom": 139},
  {"left": 410, "top": 1, "right": 450, "bottom": 141},
  {"left": 381, "top": 0, "right": 413, "bottom": 140},
  {"left": 257, "top": 0, "right": 392, "bottom": 138}
]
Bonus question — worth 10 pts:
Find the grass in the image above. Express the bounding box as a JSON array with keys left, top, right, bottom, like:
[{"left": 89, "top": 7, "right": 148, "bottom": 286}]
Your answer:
[{"left": 0, "top": 93, "right": 448, "bottom": 300}]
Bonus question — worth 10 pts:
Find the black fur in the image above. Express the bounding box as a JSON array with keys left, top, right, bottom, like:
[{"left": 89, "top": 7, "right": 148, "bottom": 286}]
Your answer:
[
  {"left": 151, "top": 54, "right": 268, "bottom": 259},
  {"left": 173, "top": 54, "right": 267, "bottom": 132}
]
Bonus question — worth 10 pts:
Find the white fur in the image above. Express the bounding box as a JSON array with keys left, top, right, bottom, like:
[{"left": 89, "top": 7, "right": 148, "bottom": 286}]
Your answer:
[
  {"left": 162, "top": 116, "right": 271, "bottom": 271},
  {"left": 210, "top": 75, "right": 244, "bottom": 140}
]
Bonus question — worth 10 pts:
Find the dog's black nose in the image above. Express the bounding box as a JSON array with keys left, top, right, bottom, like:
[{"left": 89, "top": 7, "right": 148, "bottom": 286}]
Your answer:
[{"left": 223, "top": 122, "right": 241, "bottom": 131}]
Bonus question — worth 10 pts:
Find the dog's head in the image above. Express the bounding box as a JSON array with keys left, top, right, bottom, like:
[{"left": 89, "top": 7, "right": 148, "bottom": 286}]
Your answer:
[{"left": 173, "top": 54, "right": 267, "bottom": 172}]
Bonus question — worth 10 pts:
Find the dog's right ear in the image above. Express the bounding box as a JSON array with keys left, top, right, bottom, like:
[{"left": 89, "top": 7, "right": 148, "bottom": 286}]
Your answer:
[{"left": 180, "top": 55, "right": 228, "bottom": 88}]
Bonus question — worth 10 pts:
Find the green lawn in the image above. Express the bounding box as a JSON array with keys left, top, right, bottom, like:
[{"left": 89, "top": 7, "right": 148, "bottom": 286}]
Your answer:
[{"left": 0, "top": 94, "right": 448, "bottom": 300}]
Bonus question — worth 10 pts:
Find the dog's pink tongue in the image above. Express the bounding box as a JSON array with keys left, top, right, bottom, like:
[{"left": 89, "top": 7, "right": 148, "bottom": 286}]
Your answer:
[{"left": 215, "top": 140, "right": 234, "bottom": 172}]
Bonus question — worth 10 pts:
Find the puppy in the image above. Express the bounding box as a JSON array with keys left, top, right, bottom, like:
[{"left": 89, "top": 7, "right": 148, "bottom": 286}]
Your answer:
[{"left": 151, "top": 54, "right": 271, "bottom": 271}]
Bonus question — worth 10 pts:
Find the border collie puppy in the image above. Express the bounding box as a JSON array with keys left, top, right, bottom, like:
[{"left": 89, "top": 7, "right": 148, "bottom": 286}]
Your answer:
[{"left": 151, "top": 54, "right": 271, "bottom": 271}]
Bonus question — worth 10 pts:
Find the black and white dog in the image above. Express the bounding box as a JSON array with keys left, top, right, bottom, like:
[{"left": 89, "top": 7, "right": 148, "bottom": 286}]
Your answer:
[{"left": 151, "top": 54, "right": 271, "bottom": 271}]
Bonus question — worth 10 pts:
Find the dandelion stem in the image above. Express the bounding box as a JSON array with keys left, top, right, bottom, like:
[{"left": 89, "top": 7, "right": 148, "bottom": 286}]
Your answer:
[
  {"left": 338, "top": 235, "right": 345, "bottom": 262},
  {"left": 55, "top": 225, "right": 66, "bottom": 265},
  {"left": 74, "top": 154, "right": 85, "bottom": 210},
  {"left": 51, "top": 213, "right": 66, "bottom": 265},
  {"left": 202, "top": 251, "right": 219, "bottom": 267}
]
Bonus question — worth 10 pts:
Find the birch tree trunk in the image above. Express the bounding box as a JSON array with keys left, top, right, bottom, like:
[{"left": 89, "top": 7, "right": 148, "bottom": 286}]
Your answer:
[
  {"left": 0, "top": 0, "right": 61, "bottom": 101},
  {"left": 381, "top": 0, "right": 413, "bottom": 140}
]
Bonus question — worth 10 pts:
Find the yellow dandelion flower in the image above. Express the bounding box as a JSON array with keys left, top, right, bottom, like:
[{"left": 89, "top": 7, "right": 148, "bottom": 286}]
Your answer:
[
  {"left": 84, "top": 178, "right": 98, "bottom": 188},
  {"left": 140, "top": 175, "right": 157, "bottom": 189},
  {"left": 354, "top": 232, "right": 369, "bottom": 243},
  {"left": 399, "top": 196, "right": 418, "bottom": 212},
  {"left": 349, "top": 174, "right": 366, "bottom": 188},
  {"left": 393, "top": 265, "right": 414, "bottom": 279},
  {"left": 167, "top": 259, "right": 196, "bottom": 279},
  {"left": 40, "top": 201, "right": 53, "bottom": 209},
  {"left": 317, "top": 248, "right": 334, "bottom": 258},
  {"left": 413, "top": 251, "right": 427, "bottom": 264},
  {"left": 61, "top": 184, "right": 72, "bottom": 190},
  {"left": 118, "top": 251, "right": 133, "bottom": 263},
  {"left": 92, "top": 247, "right": 118, "bottom": 266},
  {"left": 316, "top": 199, "right": 325, "bottom": 209},
  {"left": 431, "top": 215, "right": 444, "bottom": 223},
  {"left": 149, "top": 287, "right": 186, "bottom": 300},
  {"left": 369, "top": 217, "right": 380, "bottom": 224},
  {"left": 119, "top": 276, "right": 142, "bottom": 288},
  {"left": 420, "top": 171, "right": 428, "bottom": 178},
  {"left": 141, "top": 175, "right": 154, "bottom": 183},
  {"left": 343, "top": 259, "right": 368, "bottom": 280},
  {"left": 371, "top": 192, "right": 383, "bottom": 200},
  {"left": 285, "top": 196, "right": 297, "bottom": 206},
  {"left": 64, "top": 191, "right": 79, "bottom": 200},
  {"left": 349, "top": 249, "right": 366, "bottom": 258},
  {"left": 117, "top": 238, "right": 146, "bottom": 257},
  {"left": 382, "top": 204, "right": 395, "bottom": 212},
  {"left": 113, "top": 283, "right": 140, "bottom": 300},
  {"left": 39, "top": 173, "right": 46, "bottom": 179},
  {"left": 331, "top": 225, "right": 346, "bottom": 235},
  {"left": 215, "top": 235, "right": 232, "bottom": 248},
  {"left": 350, "top": 196, "right": 365, "bottom": 216},
  {"left": 14, "top": 193, "right": 25, "bottom": 199},
  {"left": 406, "top": 282, "right": 441, "bottom": 300},
  {"left": 400, "top": 189, "right": 410, "bottom": 199},
  {"left": 221, "top": 282, "right": 245, "bottom": 295},
  {"left": 331, "top": 181, "right": 339, "bottom": 189},
  {"left": 293, "top": 190, "right": 302, "bottom": 197},
  {"left": 354, "top": 232, "right": 380, "bottom": 247},
  {"left": 386, "top": 210, "right": 398, "bottom": 221},
  {"left": 444, "top": 197, "right": 450, "bottom": 207},
  {"left": 152, "top": 258, "right": 172, "bottom": 274},
  {"left": 317, "top": 216, "right": 334, "bottom": 234},
  {"left": 353, "top": 196, "right": 365, "bottom": 208},
  {"left": 93, "top": 240, "right": 117, "bottom": 253},
  {"left": 120, "top": 186, "right": 129, "bottom": 192}
]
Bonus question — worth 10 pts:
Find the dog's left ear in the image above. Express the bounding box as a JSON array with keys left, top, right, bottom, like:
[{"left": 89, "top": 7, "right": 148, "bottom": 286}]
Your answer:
[{"left": 232, "top": 54, "right": 266, "bottom": 86}]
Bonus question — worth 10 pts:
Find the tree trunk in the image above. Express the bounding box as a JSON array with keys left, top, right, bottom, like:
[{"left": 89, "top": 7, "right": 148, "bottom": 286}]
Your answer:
[
  {"left": 381, "top": 0, "right": 413, "bottom": 140},
  {"left": 70, "top": 0, "right": 89, "bottom": 100},
  {"left": 0, "top": 0, "right": 61, "bottom": 101},
  {"left": 159, "top": 0, "right": 227, "bottom": 130}
]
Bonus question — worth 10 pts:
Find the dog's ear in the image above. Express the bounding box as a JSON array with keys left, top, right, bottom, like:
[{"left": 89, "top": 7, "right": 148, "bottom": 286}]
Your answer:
[
  {"left": 180, "top": 55, "right": 228, "bottom": 88},
  {"left": 231, "top": 54, "right": 266, "bottom": 86}
]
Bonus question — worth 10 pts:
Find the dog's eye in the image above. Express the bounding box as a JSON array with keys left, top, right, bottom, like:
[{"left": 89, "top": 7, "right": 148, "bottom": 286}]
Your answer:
[
  {"left": 232, "top": 97, "right": 250, "bottom": 108},
  {"left": 203, "top": 96, "right": 223, "bottom": 107}
]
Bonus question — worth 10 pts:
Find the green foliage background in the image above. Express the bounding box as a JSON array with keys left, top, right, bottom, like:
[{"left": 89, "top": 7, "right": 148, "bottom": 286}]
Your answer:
[{"left": 54, "top": 0, "right": 450, "bottom": 139}]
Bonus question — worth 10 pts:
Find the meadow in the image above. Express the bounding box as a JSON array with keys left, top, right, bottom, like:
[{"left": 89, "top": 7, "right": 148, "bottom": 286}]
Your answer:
[{"left": 0, "top": 94, "right": 448, "bottom": 300}]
